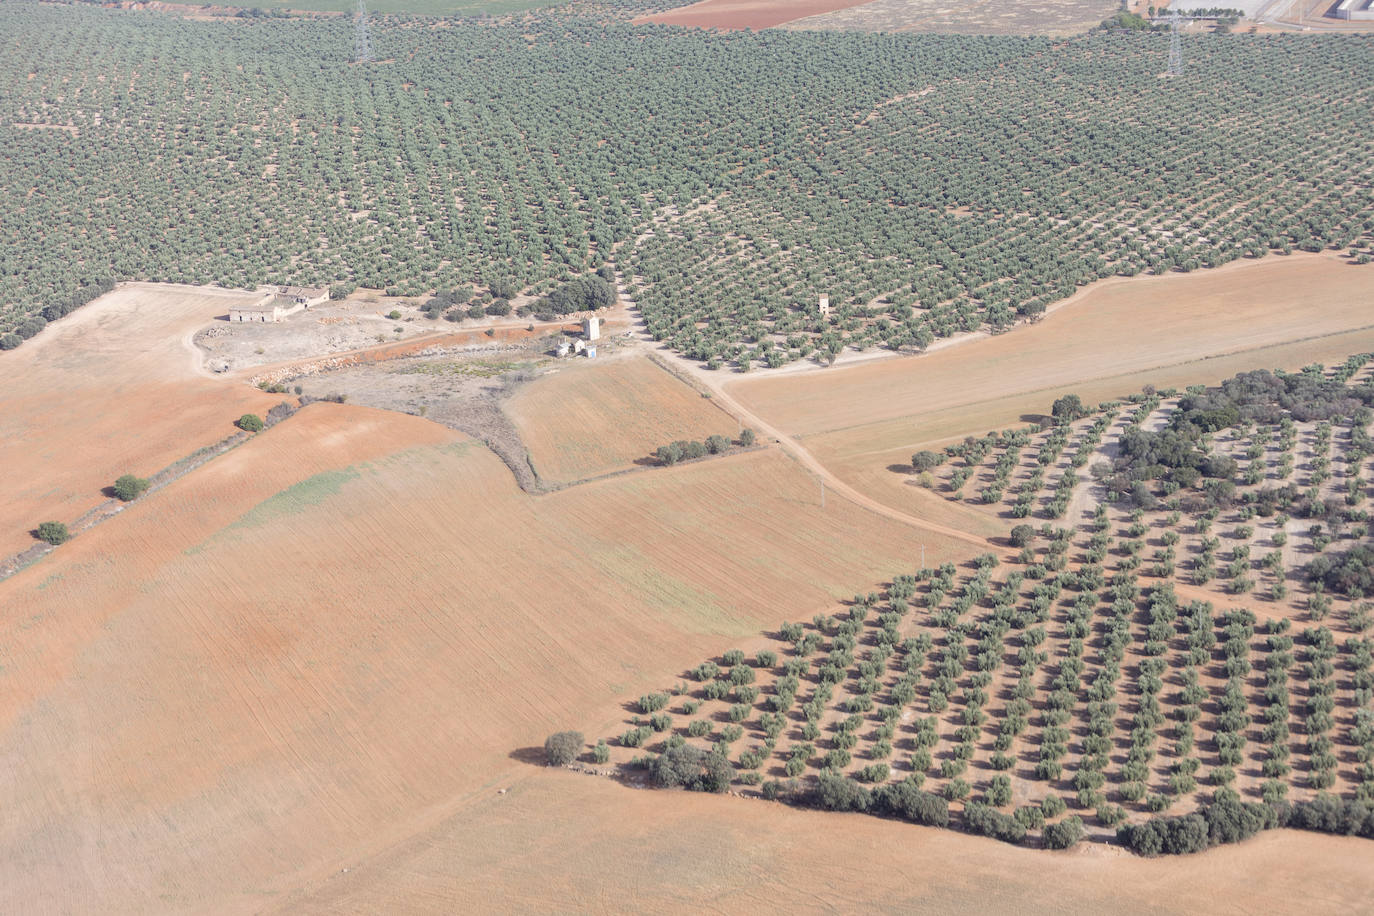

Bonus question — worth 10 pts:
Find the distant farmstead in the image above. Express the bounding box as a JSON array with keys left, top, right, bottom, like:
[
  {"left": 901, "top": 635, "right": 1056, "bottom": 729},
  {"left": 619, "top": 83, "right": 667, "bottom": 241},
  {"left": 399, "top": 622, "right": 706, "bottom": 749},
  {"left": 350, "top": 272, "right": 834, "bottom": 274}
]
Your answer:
[{"left": 228, "top": 285, "right": 329, "bottom": 323}]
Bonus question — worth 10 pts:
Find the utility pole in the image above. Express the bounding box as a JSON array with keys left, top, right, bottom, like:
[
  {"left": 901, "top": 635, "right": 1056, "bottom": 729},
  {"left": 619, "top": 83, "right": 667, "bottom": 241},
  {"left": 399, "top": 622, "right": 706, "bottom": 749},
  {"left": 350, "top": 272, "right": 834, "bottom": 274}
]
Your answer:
[{"left": 1167, "top": 10, "right": 1184, "bottom": 77}]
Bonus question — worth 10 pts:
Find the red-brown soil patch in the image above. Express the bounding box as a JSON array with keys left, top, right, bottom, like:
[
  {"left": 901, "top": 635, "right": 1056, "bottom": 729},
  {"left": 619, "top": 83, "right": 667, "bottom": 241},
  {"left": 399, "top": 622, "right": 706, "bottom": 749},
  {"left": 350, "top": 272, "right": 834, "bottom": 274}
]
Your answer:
[
  {"left": 635, "top": 0, "right": 875, "bottom": 30},
  {"left": 0, "top": 407, "right": 941, "bottom": 910}
]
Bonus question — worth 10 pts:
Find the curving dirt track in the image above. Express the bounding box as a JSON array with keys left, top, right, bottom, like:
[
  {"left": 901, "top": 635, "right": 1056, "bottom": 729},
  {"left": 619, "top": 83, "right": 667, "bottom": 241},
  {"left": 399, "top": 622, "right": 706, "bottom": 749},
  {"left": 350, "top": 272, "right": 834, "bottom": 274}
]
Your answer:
[{"left": 724, "top": 254, "right": 1374, "bottom": 535}]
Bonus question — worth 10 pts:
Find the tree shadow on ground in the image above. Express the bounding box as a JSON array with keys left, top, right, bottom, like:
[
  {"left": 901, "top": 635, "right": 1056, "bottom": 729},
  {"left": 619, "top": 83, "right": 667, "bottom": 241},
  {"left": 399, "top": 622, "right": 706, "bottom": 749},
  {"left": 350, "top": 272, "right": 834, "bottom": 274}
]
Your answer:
[{"left": 508, "top": 746, "right": 548, "bottom": 766}]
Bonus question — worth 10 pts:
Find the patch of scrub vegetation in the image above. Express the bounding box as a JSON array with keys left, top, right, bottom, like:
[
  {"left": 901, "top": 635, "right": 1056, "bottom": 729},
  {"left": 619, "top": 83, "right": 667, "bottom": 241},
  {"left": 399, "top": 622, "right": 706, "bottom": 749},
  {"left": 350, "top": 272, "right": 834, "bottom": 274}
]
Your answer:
[
  {"left": 586, "top": 357, "right": 1374, "bottom": 852},
  {"left": 392, "top": 359, "right": 535, "bottom": 379},
  {"left": 1, "top": 4, "right": 1370, "bottom": 360}
]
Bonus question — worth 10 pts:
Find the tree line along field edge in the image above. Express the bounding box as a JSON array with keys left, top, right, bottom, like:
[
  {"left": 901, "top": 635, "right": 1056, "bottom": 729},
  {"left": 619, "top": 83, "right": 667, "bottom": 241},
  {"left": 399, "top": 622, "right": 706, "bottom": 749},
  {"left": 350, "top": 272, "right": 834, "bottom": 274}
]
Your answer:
[{"left": 0, "top": 4, "right": 1370, "bottom": 357}]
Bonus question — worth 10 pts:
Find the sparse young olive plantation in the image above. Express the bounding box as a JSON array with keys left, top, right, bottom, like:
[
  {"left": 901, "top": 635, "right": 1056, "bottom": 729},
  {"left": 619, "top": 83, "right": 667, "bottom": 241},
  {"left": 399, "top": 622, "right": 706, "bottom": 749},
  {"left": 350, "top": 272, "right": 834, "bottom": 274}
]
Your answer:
[
  {"left": 927, "top": 355, "right": 1374, "bottom": 608},
  {"left": 597, "top": 357, "right": 1374, "bottom": 852},
  {"left": 1, "top": 3, "right": 1372, "bottom": 355}
]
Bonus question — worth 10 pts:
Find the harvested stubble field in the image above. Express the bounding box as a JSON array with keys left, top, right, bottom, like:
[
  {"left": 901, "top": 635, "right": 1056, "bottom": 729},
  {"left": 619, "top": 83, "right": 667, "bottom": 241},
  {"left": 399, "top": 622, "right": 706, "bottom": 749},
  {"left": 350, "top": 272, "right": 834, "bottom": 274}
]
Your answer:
[
  {"left": 507, "top": 352, "right": 739, "bottom": 484},
  {"left": 782, "top": 0, "right": 1121, "bottom": 35},
  {"left": 0, "top": 395, "right": 969, "bottom": 910},
  {"left": 634, "top": 0, "right": 874, "bottom": 29},
  {"left": 0, "top": 283, "right": 278, "bottom": 558}
]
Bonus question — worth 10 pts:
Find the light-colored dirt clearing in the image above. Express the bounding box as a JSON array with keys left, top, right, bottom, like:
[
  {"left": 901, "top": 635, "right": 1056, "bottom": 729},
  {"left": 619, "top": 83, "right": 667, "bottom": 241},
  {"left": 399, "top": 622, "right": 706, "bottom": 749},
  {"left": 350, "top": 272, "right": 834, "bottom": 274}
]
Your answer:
[
  {"left": 0, "top": 283, "right": 279, "bottom": 557},
  {"left": 635, "top": 0, "right": 874, "bottom": 30},
  {"left": 727, "top": 255, "right": 1374, "bottom": 534},
  {"left": 507, "top": 352, "right": 739, "bottom": 484},
  {"left": 0, "top": 401, "right": 954, "bottom": 912},
  {"left": 275, "top": 768, "right": 1374, "bottom": 915}
]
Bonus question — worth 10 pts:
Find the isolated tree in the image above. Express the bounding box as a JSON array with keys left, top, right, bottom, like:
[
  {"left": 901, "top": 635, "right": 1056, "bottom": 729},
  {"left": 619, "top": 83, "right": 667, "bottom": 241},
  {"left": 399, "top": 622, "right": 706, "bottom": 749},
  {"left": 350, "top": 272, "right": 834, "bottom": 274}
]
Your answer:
[
  {"left": 237, "top": 413, "right": 264, "bottom": 433},
  {"left": 36, "top": 521, "right": 70, "bottom": 545},
  {"left": 739, "top": 428, "right": 757, "bottom": 447},
  {"left": 911, "top": 450, "right": 943, "bottom": 472},
  {"left": 1009, "top": 524, "right": 1036, "bottom": 548},
  {"left": 544, "top": 730, "right": 583, "bottom": 766},
  {"left": 112, "top": 473, "right": 150, "bottom": 502},
  {"left": 1051, "top": 394, "right": 1087, "bottom": 424}
]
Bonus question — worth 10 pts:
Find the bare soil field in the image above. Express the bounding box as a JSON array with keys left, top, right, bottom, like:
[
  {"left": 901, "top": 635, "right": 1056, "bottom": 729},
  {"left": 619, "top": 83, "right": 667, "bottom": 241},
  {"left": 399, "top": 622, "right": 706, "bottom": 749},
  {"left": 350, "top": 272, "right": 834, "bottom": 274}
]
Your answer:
[
  {"left": 274, "top": 764, "right": 1374, "bottom": 915},
  {"left": 782, "top": 0, "right": 1120, "bottom": 34},
  {"left": 635, "top": 0, "right": 875, "bottom": 30},
  {"left": 726, "top": 256, "right": 1374, "bottom": 529},
  {"left": 0, "top": 403, "right": 952, "bottom": 912},
  {"left": 0, "top": 283, "right": 278, "bottom": 558},
  {"left": 507, "top": 352, "right": 739, "bottom": 484}
]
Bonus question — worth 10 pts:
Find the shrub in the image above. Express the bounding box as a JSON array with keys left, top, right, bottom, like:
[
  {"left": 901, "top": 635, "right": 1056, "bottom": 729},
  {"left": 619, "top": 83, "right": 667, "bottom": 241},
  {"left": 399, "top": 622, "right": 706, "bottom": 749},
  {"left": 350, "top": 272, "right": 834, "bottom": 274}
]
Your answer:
[
  {"left": 705, "top": 434, "right": 732, "bottom": 454},
  {"left": 592, "top": 740, "right": 610, "bottom": 764},
  {"left": 35, "top": 521, "right": 70, "bottom": 545},
  {"left": 655, "top": 442, "right": 684, "bottom": 466},
  {"left": 965, "top": 803, "right": 1027, "bottom": 843},
  {"left": 1117, "top": 812, "right": 1209, "bottom": 856},
  {"left": 856, "top": 763, "right": 890, "bottom": 783},
  {"left": 984, "top": 774, "right": 1013, "bottom": 807},
  {"left": 639, "top": 692, "right": 669, "bottom": 714},
  {"left": 911, "top": 450, "right": 944, "bottom": 472},
  {"left": 0, "top": 333, "right": 22, "bottom": 350},
  {"left": 237, "top": 413, "right": 265, "bottom": 433},
  {"left": 544, "top": 730, "right": 583, "bottom": 766},
  {"left": 873, "top": 778, "right": 949, "bottom": 827},
  {"left": 112, "top": 474, "right": 150, "bottom": 502},
  {"left": 729, "top": 663, "right": 755, "bottom": 686},
  {"left": 1043, "top": 815, "right": 1085, "bottom": 849},
  {"left": 813, "top": 772, "right": 871, "bottom": 812},
  {"left": 651, "top": 744, "right": 732, "bottom": 793}
]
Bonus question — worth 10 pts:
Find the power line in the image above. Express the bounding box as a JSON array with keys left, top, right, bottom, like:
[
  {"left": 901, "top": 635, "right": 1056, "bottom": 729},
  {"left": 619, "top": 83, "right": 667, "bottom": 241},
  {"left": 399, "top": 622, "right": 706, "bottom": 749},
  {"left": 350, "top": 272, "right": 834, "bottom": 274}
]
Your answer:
[
  {"left": 1167, "top": 9, "right": 1184, "bottom": 77},
  {"left": 353, "top": 0, "right": 375, "bottom": 65}
]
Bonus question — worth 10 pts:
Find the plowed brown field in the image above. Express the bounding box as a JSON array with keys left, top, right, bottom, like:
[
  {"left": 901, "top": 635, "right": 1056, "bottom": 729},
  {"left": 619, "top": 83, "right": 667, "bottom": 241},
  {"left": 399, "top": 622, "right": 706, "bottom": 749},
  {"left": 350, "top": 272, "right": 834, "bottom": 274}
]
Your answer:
[
  {"left": 275, "top": 771, "right": 1374, "bottom": 915},
  {"left": 0, "top": 400, "right": 947, "bottom": 911},
  {"left": 0, "top": 283, "right": 278, "bottom": 557},
  {"left": 635, "top": 0, "right": 874, "bottom": 30},
  {"left": 507, "top": 353, "right": 737, "bottom": 484}
]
